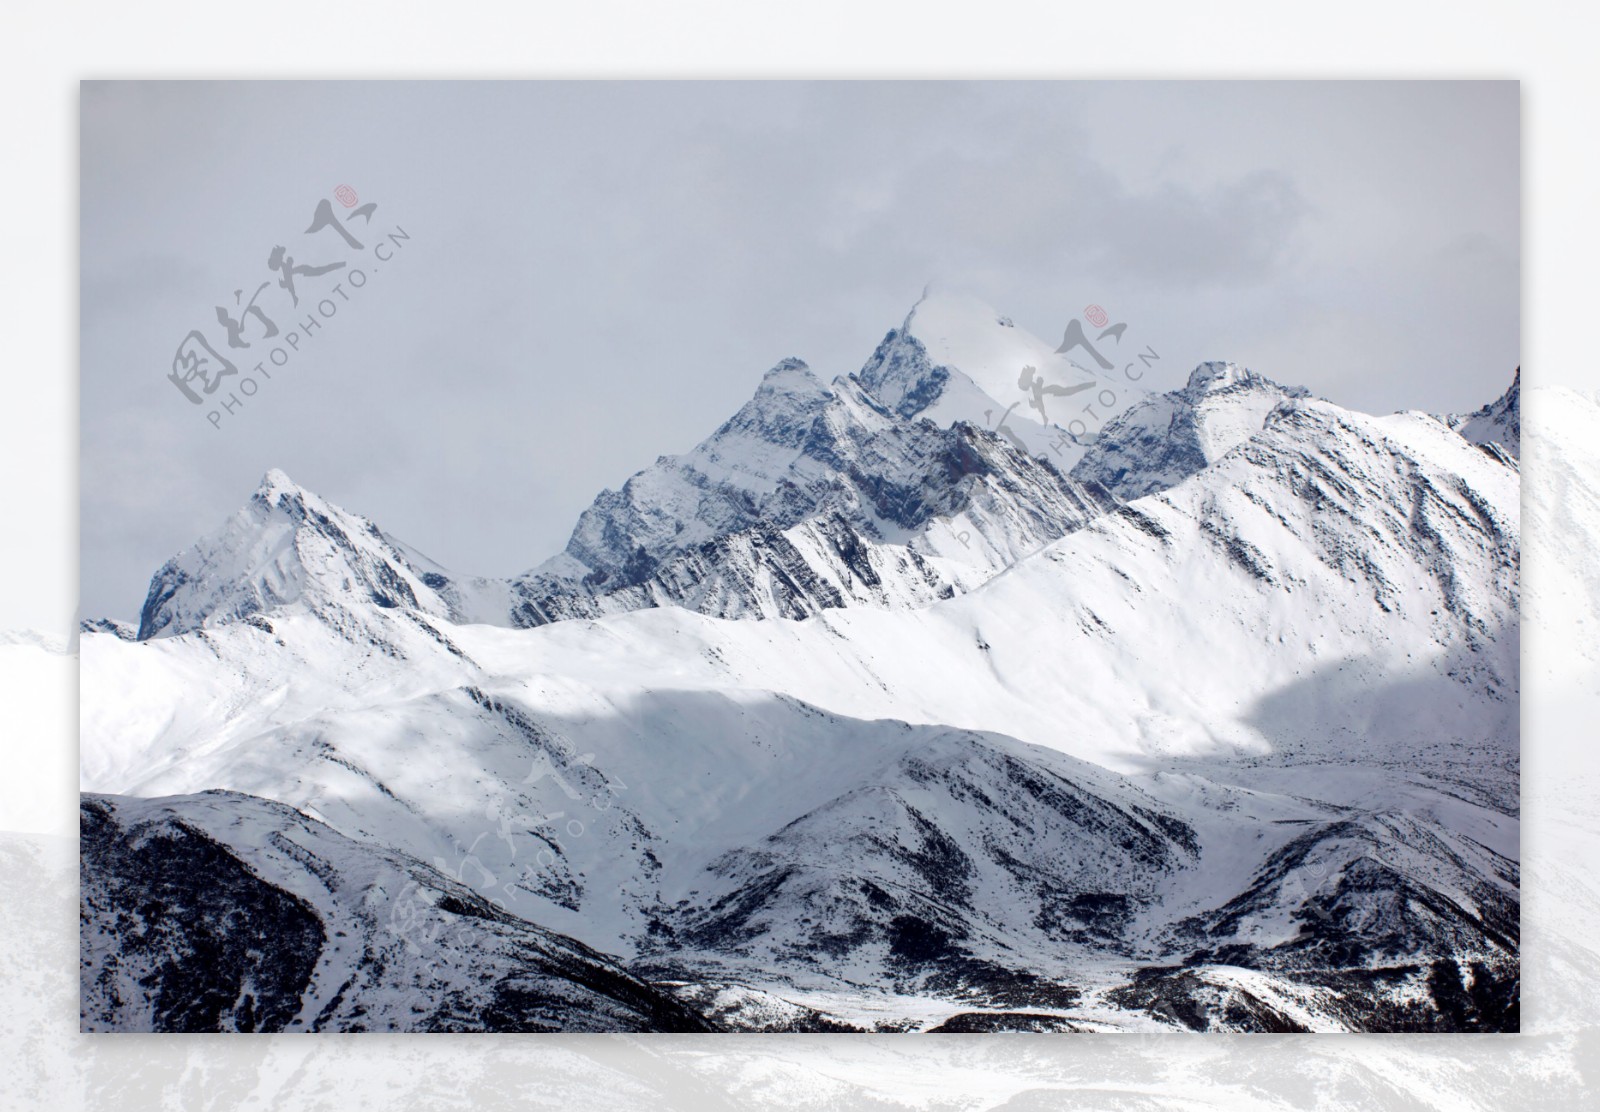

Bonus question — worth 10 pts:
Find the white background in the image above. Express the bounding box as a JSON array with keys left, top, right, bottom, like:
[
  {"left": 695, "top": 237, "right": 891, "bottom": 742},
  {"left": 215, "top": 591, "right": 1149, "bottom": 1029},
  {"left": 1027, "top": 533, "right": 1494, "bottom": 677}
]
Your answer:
[{"left": 2, "top": 1, "right": 1597, "bottom": 1108}]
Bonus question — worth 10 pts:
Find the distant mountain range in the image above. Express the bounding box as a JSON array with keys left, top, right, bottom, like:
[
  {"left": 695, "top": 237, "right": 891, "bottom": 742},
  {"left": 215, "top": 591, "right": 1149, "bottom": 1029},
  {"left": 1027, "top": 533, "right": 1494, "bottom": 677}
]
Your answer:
[{"left": 80, "top": 293, "right": 1524, "bottom": 1032}]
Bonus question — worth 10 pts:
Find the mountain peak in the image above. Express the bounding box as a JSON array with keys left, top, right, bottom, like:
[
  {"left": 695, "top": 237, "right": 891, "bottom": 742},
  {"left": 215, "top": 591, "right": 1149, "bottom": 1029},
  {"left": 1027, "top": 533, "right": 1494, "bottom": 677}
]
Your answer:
[
  {"left": 258, "top": 467, "right": 298, "bottom": 494},
  {"left": 757, "top": 357, "right": 822, "bottom": 394},
  {"left": 903, "top": 289, "right": 1009, "bottom": 346},
  {"left": 1442, "top": 366, "right": 1521, "bottom": 459},
  {"left": 136, "top": 474, "right": 453, "bottom": 641},
  {"left": 1073, "top": 362, "right": 1310, "bottom": 501},
  {"left": 253, "top": 466, "right": 323, "bottom": 505},
  {"left": 1184, "top": 361, "right": 1260, "bottom": 394},
  {"left": 866, "top": 289, "right": 1118, "bottom": 445},
  {"left": 716, "top": 357, "right": 831, "bottom": 441}
]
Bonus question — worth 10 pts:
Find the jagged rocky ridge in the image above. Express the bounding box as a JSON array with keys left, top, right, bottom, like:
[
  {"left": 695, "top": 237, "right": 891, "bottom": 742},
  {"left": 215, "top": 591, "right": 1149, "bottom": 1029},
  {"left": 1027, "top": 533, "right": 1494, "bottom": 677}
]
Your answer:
[
  {"left": 81, "top": 294, "right": 1522, "bottom": 1032},
  {"left": 128, "top": 301, "right": 1331, "bottom": 643},
  {"left": 135, "top": 297, "right": 1144, "bottom": 639},
  {"left": 1442, "top": 366, "right": 1521, "bottom": 461},
  {"left": 507, "top": 366, "right": 1117, "bottom": 625}
]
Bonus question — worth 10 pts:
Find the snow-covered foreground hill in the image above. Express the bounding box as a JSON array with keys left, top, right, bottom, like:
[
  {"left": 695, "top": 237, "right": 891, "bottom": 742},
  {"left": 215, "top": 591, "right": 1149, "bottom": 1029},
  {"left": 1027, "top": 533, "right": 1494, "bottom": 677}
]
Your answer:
[
  {"left": 79, "top": 298, "right": 1522, "bottom": 1032},
  {"left": 0, "top": 632, "right": 75, "bottom": 836},
  {"left": 80, "top": 792, "right": 712, "bottom": 1033}
]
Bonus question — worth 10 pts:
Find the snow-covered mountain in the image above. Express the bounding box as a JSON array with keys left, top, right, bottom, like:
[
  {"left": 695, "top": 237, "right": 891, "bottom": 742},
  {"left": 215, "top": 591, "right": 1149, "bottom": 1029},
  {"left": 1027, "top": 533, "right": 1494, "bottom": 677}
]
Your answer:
[
  {"left": 132, "top": 296, "right": 1321, "bottom": 645},
  {"left": 1443, "top": 366, "right": 1521, "bottom": 460},
  {"left": 508, "top": 294, "right": 1146, "bottom": 626},
  {"left": 1072, "top": 361, "right": 1311, "bottom": 500},
  {"left": 80, "top": 332, "right": 1522, "bottom": 1032},
  {"left": 134, "top": 468, "right": 478, "bottom": 641},
  {"left": 508, "top": 368, "right": 1117, "bottom": 625}
]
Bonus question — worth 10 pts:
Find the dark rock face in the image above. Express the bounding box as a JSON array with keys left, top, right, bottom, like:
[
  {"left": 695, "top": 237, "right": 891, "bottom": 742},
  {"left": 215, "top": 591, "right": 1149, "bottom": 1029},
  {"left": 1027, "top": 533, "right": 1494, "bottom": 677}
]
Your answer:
[
  {"left": 79, "top": 793, "right": 718, "bottom": 1034},
  {"left": 855, "top": 327, "right": 951, "bottom": 420},
  {"left": 926, "top": 1011, "right": 1087, "bottom": 1033},
  {"left": 79, "top": 797, "right": 325, "bottom": 1032},
  {"left": 78, "top": 617, "right": 135, "bottom": 641},
  {"left": 1103, "top": 959, "right": 1519, "bottom": 1035},
  {"left": 1102, "top": 810, "right": 1523, "bottom": 1033}
]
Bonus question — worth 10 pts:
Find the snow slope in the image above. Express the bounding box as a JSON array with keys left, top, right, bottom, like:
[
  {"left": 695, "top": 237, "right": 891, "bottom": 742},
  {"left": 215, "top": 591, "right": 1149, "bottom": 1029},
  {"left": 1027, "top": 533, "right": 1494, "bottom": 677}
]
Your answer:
[{"left": 0, "top": 631, "right": 75, "bottom": 837}]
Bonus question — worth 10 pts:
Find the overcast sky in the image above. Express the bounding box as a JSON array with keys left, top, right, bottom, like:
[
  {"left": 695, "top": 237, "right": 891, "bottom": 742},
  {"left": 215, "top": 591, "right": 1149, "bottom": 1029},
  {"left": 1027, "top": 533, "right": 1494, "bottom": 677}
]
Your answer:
[{"left": 80, "top": 80, "right": 1518, "bottom": 622}]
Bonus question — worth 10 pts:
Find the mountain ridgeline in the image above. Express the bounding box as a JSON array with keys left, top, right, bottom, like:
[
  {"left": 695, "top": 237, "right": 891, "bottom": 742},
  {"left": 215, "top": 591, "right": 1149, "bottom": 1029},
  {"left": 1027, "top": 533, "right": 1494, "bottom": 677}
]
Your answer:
[
  {"left": 81, "top": 293, "right": 1523, "bottom": 1032},
  {"left": 129, "top": 297, "right": 1387, "bottom": 644}
]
